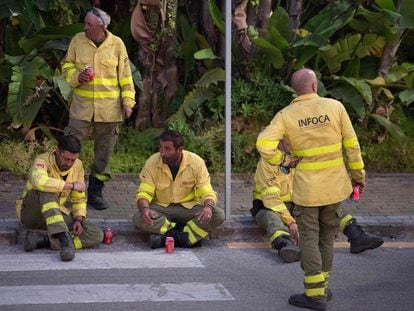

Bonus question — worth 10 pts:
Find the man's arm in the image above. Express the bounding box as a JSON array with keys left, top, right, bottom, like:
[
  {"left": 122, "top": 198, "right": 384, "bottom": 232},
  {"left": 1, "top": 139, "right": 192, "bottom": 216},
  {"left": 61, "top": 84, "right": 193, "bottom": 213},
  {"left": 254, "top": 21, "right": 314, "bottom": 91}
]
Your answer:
[
  {"left": 61, "top": 35, "right": 83, "bottom": 87},
  {"left": 117, "top": 40, "right": 136, "bottom": 118}
]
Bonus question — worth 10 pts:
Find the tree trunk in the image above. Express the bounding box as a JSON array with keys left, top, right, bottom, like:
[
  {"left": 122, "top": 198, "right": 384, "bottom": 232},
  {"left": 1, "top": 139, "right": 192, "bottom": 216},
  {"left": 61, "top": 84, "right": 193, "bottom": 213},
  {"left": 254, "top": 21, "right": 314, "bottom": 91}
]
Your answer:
[
  {"left": 131, "top": 0, "right": 178, "bottom": 130},
  {"left": 281, "top": 0, "right": 303, "bottom": 81}
]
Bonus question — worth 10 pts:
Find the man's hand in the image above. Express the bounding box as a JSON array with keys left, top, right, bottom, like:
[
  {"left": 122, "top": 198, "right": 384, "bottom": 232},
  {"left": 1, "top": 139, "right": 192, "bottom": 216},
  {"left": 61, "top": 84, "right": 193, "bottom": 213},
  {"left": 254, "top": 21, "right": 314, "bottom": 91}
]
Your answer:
[
  {"left": 122, "top": 105, "right": 133, "bottom": 119},
  {"left": 73, "top": 218, "right": 84, "bottom": 236},
  {"left": 288, "top": 222, "right": 299, "bottom": 245},
  {"left": 197, "top": 206, "right": 213, "bottom": 224},
  {"left": 78, "top": 71, "right": 90, "bottom": 83},
  {"left": 352, "top": 179, "right": 366, "bottom": 193},
  {"left": 72, "top": 182, "right": 86, "bottom": 193},
  {"left": 288, "top": 156, "right": 302, "bottom": 168},
  {"left": 141, "top": 207, "right": 154, "bottom": 225}
]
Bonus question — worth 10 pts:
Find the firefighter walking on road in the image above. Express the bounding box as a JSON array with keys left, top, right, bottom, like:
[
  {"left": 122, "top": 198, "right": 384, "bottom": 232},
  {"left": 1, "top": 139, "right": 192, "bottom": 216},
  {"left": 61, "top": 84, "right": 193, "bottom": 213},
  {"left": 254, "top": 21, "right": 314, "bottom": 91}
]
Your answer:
[
  {"left": 256, "top": 69, "right": 366, "bottom": 310},
  {"left": 16, "top": 135, "right": 103, "bottom": 261}
]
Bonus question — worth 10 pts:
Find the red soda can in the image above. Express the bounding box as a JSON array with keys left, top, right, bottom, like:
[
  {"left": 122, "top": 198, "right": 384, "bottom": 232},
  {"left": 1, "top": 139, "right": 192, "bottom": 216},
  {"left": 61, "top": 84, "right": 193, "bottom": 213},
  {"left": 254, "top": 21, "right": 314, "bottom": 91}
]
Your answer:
[
  {"left": 85, "top": 66, "right": 94, "bottom": 81},
  {"left": 104, "top": 228, "right": 113, "bottom": 245},
  {"left": 350, "top": 185, "right": 360, "bottom": 201},
  {"left": 165, "top": 237, "right": 174, "bottom": 253}
]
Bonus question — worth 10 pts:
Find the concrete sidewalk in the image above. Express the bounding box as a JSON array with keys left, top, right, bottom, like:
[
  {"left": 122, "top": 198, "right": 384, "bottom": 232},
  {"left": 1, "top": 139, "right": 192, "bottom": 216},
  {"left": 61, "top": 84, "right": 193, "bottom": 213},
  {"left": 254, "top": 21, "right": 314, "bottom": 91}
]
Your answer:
[{"left": 1, "top": 172, "right": 414, "bottom": 243}]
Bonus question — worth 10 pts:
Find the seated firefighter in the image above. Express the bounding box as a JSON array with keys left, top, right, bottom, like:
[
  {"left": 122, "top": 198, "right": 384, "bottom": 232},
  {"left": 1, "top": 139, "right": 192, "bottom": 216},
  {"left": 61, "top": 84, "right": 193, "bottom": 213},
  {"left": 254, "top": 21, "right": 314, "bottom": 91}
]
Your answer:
[
  {"left": 253, "top": 139, "right": 383, "bottom": 256},
  {"left": 133, "top": 130, "right": 225, "bottom": 248},
  {"left": 16, "top": 135, "right": 103, "bottom": 261},
  {"left": 252, "top": 157, "right": 301, "bottom": 263}
]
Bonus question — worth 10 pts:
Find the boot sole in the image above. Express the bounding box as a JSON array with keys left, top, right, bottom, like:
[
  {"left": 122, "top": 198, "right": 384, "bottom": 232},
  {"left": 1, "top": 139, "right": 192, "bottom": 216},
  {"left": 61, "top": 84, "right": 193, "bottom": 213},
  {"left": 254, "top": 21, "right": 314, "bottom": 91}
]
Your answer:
[
  {"left": 279, "top": 246, "right": 301, "bottom": 263},
  {"left": 351, "top": 240, "right": 384, "bottom": 254},
  {"left": 288, "top": 296, "right": 327, "bottom": 310}
]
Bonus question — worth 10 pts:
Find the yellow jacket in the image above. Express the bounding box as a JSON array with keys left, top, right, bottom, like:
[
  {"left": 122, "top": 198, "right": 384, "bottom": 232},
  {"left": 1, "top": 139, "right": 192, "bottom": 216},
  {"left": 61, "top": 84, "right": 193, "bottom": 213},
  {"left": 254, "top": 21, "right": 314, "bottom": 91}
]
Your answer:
[
  {"left": 257, "top": 93, "right": 365, "bottom": 207},
  {"left": 16, "top": 150, "right": 87, "bottom": 220},
  {"left": 253, "top": 158, "right": 295, "bottom": 225},
  {"left": 62, "top": 31, "right": 135, "bottom": 122},
  {"left": 136, "top": 150, "right": 217, "bottom": 209}
]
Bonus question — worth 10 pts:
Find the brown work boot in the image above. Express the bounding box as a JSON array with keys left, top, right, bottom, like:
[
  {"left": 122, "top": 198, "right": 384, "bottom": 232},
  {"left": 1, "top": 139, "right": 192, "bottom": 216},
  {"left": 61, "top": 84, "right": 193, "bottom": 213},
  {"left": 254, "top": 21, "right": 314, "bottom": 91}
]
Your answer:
[
  {"left": 289, "top": 293, "right": 327, "bottom": 310},
  {"left": 55, "top": 232, "right": 75, "bottom": 261},
  {"left": 24, "top": 231, "right": 50, "bottom": 252}
]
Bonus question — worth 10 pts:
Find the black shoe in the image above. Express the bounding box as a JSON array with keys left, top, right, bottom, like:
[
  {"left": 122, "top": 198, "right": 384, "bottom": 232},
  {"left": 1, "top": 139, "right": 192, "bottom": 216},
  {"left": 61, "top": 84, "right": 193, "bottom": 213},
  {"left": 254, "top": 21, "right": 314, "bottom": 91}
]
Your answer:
[
  {"left": 272, "top": 236, "right": 300, "bottom": 263},
  {"left": 87, "top": 175, "right": 110, "bottom": 210},
  {"left": 150, "top": 234, "right": 164, "bottom": 249},
  {"left": 326, "top": 288, "right": 332, "bottom": 301},
  {"left": 24, "top": 231, "right": 50, "bottom": 252},
  {"left": 344, "top": 220, "right": 384, "bottom": 254},
  {"left": 289, "top": 293, "right": 327, "bottom": 310},
  {"left": 55, "top": 232, "right": 75, "bottom": 261}
]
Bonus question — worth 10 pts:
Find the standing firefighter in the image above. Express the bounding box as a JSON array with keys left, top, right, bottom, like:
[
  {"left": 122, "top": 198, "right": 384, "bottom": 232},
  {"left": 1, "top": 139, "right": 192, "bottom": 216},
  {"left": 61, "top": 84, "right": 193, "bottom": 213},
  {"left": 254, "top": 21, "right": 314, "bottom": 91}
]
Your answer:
[
  {"left": 255, "top": 139, "right": 383, "bottom": 256},
  {"left": 256, "top": 69, "right": 366, "bottom": 310},
  {"left": 133, "top": 130, "right": 225, "bottom": 248},
  {"left": 62, "top": 8, "right": 136, "bottom": 210},
  {"left": 16, "top": 135, "right": 103, "bottom": 261}
]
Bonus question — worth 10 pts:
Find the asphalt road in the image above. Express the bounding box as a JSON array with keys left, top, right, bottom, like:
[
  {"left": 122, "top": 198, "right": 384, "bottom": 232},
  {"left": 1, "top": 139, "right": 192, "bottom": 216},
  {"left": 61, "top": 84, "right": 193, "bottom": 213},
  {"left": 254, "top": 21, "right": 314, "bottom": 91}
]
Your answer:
[{"left": 0, "top": 237, "right": 413, "bottom": 311}]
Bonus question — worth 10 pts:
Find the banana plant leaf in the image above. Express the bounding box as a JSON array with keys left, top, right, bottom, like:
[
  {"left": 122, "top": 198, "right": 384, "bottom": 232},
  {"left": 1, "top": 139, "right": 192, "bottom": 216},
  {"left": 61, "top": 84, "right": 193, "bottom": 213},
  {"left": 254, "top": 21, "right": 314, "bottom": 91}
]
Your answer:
[
  {"left": 328, "top": 83, "right": 365, "bottom": 119},
  {"left": 267, "top": 6, "right": 290, "bottom": 50},
  {"left": 6, "top": 53, "right": 52, "bottom": 128},
  {"left": 195, "top": 68, "right": 225, "bottom": 87},
  {"left": 342, "top": 76, "right": 372, "bottom": 106},
  {"left": 208, "top": 0, "right": 224, "bottom": 34},
  {"left": 248, "top": 27, "right": 284, "bottom": 69},
  {"left": 399, "top": 89, "right": 414, "bottom": 106},
  {"left": 19, "top": 24, "right": 83, "bottom": 53},
  {"left": 369, "top": 113, "right": 405, "bottom": 139}
]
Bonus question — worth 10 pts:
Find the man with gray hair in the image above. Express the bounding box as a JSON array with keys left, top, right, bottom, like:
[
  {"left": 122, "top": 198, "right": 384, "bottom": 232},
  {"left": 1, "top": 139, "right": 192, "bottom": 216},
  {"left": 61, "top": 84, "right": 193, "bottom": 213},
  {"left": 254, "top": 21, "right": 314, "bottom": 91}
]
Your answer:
[{"left": 62, "top": 8, "right": 136, "bottom": 210}]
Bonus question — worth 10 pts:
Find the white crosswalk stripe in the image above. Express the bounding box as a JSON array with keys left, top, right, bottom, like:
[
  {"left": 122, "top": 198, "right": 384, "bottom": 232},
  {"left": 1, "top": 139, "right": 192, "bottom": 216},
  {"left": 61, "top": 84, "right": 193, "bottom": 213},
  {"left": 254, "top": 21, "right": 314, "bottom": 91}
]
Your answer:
[
  {"left": 0, "top": 249, "right": 235, "bottom": 305},
  {"left": 0, "top": 283, "right": 234, "bottom": 305},
  {"left": 0, "top": 250, "right": 204, "bottom": 271}
]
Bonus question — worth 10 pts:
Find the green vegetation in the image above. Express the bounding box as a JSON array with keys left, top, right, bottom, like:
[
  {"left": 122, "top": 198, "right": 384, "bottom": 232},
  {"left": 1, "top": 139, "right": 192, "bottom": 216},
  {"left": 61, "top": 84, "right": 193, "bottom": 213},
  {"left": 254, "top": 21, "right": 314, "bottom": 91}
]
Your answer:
[{"left": 1, "top": 1, "right": 414, "bottom": 175}]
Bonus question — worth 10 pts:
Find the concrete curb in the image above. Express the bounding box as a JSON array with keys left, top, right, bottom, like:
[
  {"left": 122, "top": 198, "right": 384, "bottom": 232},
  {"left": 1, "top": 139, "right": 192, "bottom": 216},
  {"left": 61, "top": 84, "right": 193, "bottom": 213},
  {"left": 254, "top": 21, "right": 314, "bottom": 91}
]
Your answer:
[{"left": 2, "top": 215, "right": 414, "bottom": 246}]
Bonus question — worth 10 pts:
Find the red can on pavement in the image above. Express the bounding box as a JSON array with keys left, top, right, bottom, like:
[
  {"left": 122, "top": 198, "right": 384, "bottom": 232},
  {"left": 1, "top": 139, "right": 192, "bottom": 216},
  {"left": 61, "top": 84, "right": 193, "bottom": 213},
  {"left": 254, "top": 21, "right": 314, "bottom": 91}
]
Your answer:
[
  {"left": 350, "top": 185, "right": 360, "bottom": 201},
  {"left": 104, "top": 228, "right": 113, "bottom": 245},
  {"left": 165, "top": 237, "right": 174, "bottom": 253},
  {"left": 85, "top": 65, "right": 94, "bottom": 81}
]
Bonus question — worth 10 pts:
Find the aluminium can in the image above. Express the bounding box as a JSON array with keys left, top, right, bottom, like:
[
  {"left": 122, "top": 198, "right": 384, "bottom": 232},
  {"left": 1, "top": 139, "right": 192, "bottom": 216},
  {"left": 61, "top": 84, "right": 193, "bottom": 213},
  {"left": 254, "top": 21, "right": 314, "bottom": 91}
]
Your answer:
[
  {"left": 165, "top": 237, "right": 174, "bottom": 253},
  {"left": 85, "top": 65, "right": 94, "bottom": 81},
  {"left": 104, "top": 228, "right": 113, "bottom": 245},
  {"left": 350, "top": 185, "right": 360, "bottom": 201}
]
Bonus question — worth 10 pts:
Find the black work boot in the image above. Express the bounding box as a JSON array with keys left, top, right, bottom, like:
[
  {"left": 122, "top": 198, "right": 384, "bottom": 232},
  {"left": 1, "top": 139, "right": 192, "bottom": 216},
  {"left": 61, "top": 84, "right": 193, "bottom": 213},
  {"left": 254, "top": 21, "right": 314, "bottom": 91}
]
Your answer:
[
  {"left": 326, "top": 288, "right": 332, "bottom": 301},
  {"left": 344, "top": 219, "right": 384, "bottom": 254},
  {"left": 24, "top": 231, "right": 50, "bottom": 252},
  {"left": 289, "top": 293, "right": 327, "bottom": 310},
  {"left": 55, "top": 232, "right": 75, "bottom": 261},
  {"left": 150, "top": 228, "right": 190, "bottom": 249},
  {"left": 272, "top": 235, "right": 301, "bottom": 263},
  {"left": 87, "top": 175, "right": 110, "bottom": 210}
]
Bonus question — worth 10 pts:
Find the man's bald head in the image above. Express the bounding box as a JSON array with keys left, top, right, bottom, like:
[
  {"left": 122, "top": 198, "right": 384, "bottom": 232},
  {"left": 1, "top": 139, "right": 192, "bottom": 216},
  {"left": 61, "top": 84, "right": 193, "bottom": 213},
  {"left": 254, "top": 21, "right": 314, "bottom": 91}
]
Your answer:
[{"left": 291, "top": 69, "right": 317, "bottom": 96}]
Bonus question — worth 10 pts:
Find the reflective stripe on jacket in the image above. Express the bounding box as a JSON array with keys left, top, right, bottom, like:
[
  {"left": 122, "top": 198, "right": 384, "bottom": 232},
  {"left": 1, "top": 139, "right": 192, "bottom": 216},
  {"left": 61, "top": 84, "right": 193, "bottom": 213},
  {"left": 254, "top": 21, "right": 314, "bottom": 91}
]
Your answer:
[
  {"left": 257, "top": 93, "right": 365, "bottom": 206},
  {"left": 62, "top": 31, "right": 135, "bottom": 122},
  {"left": 19, "top": 151, "right": 87, "bottom": 218},
  {"left": 136, "top": 150, "right": 217, "bottom": 209},
  {"left": 253, "top": 158, "right": 295, "bottom": 225}
]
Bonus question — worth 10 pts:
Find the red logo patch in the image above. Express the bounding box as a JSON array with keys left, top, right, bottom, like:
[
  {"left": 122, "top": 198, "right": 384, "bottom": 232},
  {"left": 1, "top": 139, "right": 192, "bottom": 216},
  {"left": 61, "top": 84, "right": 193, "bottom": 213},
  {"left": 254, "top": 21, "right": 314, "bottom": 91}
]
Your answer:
[{"left": 36, "top": 163, "right": 45, "bottom": 168}]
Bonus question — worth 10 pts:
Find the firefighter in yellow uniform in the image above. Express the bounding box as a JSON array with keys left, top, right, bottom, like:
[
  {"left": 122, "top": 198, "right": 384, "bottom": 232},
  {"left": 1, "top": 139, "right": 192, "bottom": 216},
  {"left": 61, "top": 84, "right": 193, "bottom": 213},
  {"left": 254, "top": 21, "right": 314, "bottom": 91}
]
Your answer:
[
  {"left": 133, "top": 130, "right": 225, "bottom": 248},
  {"left": 252, "top": 157, "right": 300, "bottom": 263},
  {"left": 62, "top": 8, "right": 136, "bottom": 210},
  {"left": 16, "top": 135, "right": 103, "bottom": 261},
  {"left": 257, "top": 69, "right": 366, "bottom": 310},
  {"left": 257, "top": 139, "right": 383, "bottom": 255}
]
